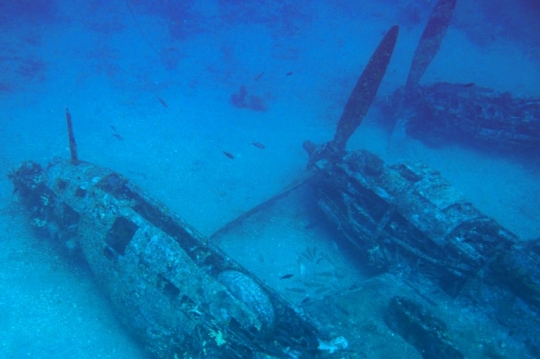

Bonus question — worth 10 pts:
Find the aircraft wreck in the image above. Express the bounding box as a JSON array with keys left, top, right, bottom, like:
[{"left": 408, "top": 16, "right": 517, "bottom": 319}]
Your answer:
[{"left": 8, "top": 0, "right": 540, "bottom": 358}]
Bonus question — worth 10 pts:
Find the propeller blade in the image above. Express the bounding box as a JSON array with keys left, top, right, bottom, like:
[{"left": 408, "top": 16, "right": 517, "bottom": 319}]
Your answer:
[
  {"left": 332, "top": 25, "right": 399, "bottom": 150},
  {"left": 405, "top": 0, "right": 457, "bottom": 89}
]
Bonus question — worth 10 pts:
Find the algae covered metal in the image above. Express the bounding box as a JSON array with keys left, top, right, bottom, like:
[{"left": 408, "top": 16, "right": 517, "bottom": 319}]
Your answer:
[
  {"left": 384, "top": 83, "right": 540, "bottom": 152},
  {"left": 303, "top": 145, "right": 540, "bottom": 357},
  {"left": 308, "top": 148, "right": 517, "bottom": 295},
  {"left": 8, "top": 159, "right": 322, "bottom": 358}
]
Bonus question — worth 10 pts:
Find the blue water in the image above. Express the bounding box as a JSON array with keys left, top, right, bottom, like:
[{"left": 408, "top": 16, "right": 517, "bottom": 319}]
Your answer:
[{"left": 1, "top": 0, "right": 539, "bottom": 358}]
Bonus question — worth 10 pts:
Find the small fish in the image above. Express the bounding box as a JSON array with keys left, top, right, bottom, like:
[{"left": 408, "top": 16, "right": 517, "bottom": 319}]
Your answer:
[
  {"left": 223, "top": 151, "right": 234, "bottom": 159},
  {"left": 286, "top": 71, "right": 293, "bottom": 76},
  {"left": 110, "top": 125, "right": 124, "bottom": 140},
  {"left": 301, "top": 297, "right": 311, "bottom": 304},
  {"left": 252, "top": 142, "right": 265, "bottom": 149},
  {"left": 463, "top": 82, "right": 475, "bottom": 88},
  {"left": 254, "top": 71, "right": 264, "bottom": 81},
  {"left": 280, "top": 274, "right": 294, "bottom": 279},
  {"left": 157, "top": 97, "right": 168, "bottom": 108}
]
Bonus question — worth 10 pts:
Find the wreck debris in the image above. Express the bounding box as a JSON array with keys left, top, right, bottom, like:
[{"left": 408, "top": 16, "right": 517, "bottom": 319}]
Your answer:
[
  {"left": 311, "top": 149, "right": 517, "bottom": 293},
  {"left": 8, "top": 159, "right": 326, "bottom": 358},
  {"left": 385, "top": 296, "right": 464, "bottom": 359},
  {"left": 386, "top": 0, "right": 539, "bottom": 153},
  {"left": 299, "top": 3, "right": 540, "bottom": 354},
  {"left": 305, "top": 143, "right": 540, "bottom": 357},
  {"left": 8, "top": 2, "right": 539, "bottom": 355},
  {"left": 384, "top": 83, "right": 540, "bottom": 151}
]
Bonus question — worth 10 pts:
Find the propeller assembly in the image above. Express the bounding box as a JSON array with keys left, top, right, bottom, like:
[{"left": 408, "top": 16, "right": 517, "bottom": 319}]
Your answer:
[{"left": 304, "top": 0, "right": 458, "bottom": 169}]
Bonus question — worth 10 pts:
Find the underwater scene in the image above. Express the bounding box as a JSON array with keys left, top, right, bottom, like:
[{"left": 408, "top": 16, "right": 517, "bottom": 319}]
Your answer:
[{"left": 1, "top": 0, "right": 540, "bottom": 358}]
